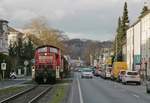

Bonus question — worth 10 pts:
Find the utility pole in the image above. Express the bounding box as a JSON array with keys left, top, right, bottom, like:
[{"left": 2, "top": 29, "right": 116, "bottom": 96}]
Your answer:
[{"left": 90, "top": 54, "right": 93, "bottom": 66}]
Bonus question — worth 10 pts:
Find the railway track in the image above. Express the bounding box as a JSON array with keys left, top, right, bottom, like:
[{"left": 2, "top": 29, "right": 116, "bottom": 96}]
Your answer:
[{"left": 0, "top": 85, "right": 52, "bottom": 103}]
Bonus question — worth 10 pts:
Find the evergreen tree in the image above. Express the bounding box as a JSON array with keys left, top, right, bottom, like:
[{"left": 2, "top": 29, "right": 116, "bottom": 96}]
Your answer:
[
  {"left": 23, "top": 39, "right": 34, "bottom": 60},
  {"left": 114, "top": 17, "right": 124, "bottom": 61},
  {"left": 140, "top": 5, "right": 149, "bottom": 18},
  {"left": 9, "top": 41, "right": 15, "bottom": 57},
  {"left": 122, "top": 2, "right": 129, "bottom": 41},
  {"left": 8, "top": 41, "right": 17, "bottom": 71},
  {"left": 15, "top": 38, "right": 24, "bottom": 66},
  {"left": 114, "top": 2, "right": 129, "bottom": 61}
]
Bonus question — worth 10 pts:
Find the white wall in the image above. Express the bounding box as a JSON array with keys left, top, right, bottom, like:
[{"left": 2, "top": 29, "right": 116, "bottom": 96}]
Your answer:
[
  {"left": 141, "top": 13, "right": 150, "bottom": 76},
  {"left": 133, "top": 22, "right": 141, "bottom": 55},
  {"left": 127, "top": 27, "right": 134, "bottom": 71},
  {"left": 133, "top": 21, "right": 141, "bottom": 71}
]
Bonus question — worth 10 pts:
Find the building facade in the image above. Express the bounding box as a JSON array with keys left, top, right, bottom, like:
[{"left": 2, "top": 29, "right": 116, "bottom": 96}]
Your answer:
[
  {"left": 0, "top": 19, "right": 9, "bottom": 54},
  {"left": 122, "top": 42, "right": 127, "bottom": 62},
  {"left": 127, "top": 11, "right": 150, "bottom": 76},
  {"left": 127, "top": 27, "right": 134, "bottom": 71},
  {"left": 8, "top": 27, "right": 24, "bottom": 45},
  {"left": 141, "top": 12, "right": 150, "bottom": 76}
]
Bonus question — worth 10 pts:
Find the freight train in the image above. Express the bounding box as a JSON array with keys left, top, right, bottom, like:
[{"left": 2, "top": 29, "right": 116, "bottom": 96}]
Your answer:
[{"left": 32, "top": 45, "right": 69, "bottom": 84}]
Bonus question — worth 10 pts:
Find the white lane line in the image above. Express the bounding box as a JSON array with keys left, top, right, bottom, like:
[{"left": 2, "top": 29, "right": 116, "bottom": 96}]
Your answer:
[
  {"left": 70, "top": 80, "right": 75, "bottom": 103},
  {"left": 77, "top": 79, "right": 84, "bottom": 103}
]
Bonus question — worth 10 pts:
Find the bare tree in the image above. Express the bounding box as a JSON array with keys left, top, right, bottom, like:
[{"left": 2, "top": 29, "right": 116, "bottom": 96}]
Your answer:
[{"left": 24, "top": 17, "right": 65, "bottom": 51}]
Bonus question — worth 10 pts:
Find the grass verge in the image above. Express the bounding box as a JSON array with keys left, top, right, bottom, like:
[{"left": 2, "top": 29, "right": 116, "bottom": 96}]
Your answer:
[
  {"left": 0, "top": 86, "right": 25, "bottom": 95},
  {"left": 50, "top": 85, "right": 67, "bottom": 103}
]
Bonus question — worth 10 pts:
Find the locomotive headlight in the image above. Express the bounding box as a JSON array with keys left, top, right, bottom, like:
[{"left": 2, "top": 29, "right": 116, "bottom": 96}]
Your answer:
[{"left": 44, "top": 53, "right": 47, "bottom": 56}]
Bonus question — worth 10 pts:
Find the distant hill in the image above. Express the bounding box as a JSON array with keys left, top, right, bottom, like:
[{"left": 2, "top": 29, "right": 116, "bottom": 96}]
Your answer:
[{"left": 64, "top": 39, "right": 113, "bottom": 61}]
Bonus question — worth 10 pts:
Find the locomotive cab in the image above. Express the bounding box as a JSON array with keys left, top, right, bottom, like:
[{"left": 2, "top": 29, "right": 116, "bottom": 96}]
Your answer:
[{"left": 34, "top": 45, "right": 61, "bottom": 84}]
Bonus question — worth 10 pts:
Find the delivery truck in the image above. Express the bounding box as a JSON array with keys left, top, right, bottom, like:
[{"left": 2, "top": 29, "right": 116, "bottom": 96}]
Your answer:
[{"left": 111, "top": 62, "right": 127, "bottom": 80}]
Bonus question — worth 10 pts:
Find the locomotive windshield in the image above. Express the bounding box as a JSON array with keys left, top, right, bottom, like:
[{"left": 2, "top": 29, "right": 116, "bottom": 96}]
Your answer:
[
  {"left": 38, "top": 47, "right": 47, "bottom": 52},
  {"left": 50, "top": 47, "right": 58, "bottom": 53}
]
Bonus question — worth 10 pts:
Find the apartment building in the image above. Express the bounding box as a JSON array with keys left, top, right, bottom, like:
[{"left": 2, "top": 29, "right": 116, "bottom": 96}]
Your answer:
[
  {"left": 127, "top": 11, "right": 150, "bottom": 76},
  {"left": 0, "top": 19, "right": 9, "bottom": 55}
]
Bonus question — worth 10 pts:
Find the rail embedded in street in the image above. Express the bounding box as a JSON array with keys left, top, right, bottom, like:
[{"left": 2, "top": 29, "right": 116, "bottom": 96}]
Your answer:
[
  {"left": 28, "top": 86, "right": 52, "bottom": 103},
  {"left": 0, "top": 85, "right": 52, "bottom": 103},
  {"left": 0, "top": 85, "right": 38, "bottom": 103}
]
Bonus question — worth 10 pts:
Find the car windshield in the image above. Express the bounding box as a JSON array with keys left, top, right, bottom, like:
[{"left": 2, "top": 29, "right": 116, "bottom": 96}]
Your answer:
[
  {"left": 120, "top": 71, "right": 126, "bottom": 75},
  {"left": 82, "top": 68, "right": 92, "bottom": 72},
  {"left": 84, "top": 70, "right": 92, "bottom": 72}
]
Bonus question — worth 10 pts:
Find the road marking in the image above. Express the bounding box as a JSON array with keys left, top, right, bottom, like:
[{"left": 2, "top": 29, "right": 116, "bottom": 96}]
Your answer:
[
  {"left": 70, "top": 79, "right": 75, "bottom": 103},
  {"left": 133, "top": 94, "right": 140, "bottom": 98},
  {"left": 77, "top": 79, "right": 84, "bottom": 103}
]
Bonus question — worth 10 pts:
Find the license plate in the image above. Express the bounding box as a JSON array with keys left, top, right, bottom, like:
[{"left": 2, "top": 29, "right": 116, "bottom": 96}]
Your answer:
[{"left": 131, "top": 76, "right": 136, "bottom": 78}]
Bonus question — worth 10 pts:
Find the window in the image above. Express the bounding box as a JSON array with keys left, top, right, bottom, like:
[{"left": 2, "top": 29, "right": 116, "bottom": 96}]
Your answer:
[
  {"left": 50, "top": 47, "right": 58, "bottom": 53},
  {"left": 127, "top": 72, "right": 138, "bottom": 75},
  {"left": 38, "top": 47, "right": 47, "bottom": 52}
]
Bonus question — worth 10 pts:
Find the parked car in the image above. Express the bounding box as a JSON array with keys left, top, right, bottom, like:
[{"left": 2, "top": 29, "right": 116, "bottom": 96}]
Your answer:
[
  {"left": 74, "top": 67, "right": 79, "bottom": 72},
  {"left": 10, "top": 72, "right": 17, "bottom": 79},
  {"left": 94, "top": 69, "right": 101, "bottom": 77},
  {"left": 122, "top": 71, "right": 141, "bottom": 85},
  {"left": 103, "top": 67, "right": 111, "bottom": 79},
  {"left": 117, "top": 70, "right": 126, "bottom": 82},
  {"left": 104, "top": 70, "right": 111, "bottom": 79},
  {"left": 146, "top": 77, "right": 150, "bottom": 93},
  {"left": 81, "top": 68, "right": 93, "bottom": 79},
  {"left": 90, "top": 67, "right": 96, "bottom": 74},
  {"left": 100, "top": 69, "right": 106, "bottom": 78}
]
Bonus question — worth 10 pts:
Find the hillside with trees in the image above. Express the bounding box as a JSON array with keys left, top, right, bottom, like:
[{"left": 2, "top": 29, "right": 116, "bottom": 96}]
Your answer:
[{"left": 64, "top": 39, "right": 113, "bottom": 64}]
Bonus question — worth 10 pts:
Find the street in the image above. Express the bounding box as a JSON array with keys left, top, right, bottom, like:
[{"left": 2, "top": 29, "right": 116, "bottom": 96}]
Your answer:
[{"left": 69, "top": 72, "right": 150, "bottom": 103}]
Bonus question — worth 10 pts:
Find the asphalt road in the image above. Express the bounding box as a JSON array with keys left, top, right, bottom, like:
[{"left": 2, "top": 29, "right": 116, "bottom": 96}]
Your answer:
[{"left": 69, "top": 72, "right": 150, "bottom": 103}]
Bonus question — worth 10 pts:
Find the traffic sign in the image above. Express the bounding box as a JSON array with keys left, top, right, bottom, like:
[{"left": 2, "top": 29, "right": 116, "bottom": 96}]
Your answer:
[
  {"left": 1, "top": 63, "right": 6, "bottom": 70},
  {"left": 24, "top": 60, "right": 29, "bottom": 66}
]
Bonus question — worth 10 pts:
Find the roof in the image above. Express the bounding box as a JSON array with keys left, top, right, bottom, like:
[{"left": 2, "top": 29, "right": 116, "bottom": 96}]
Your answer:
[
  {"left": 8, "top": 26, "right": 24, "bottom": 35},
  {"left": 130, "top": 19, "right": 140, "bottom": 27},
  {"left": 138, "top": 10, "right": 150, "bottom": 19},
  {"left": 0, "top": 19, "right": 8, "bottom": 23},
  {"left": 8, "top": 26, "right": 18, "bottom": 32},
  {"left": 128, "top": 10, "right": 150, "bottom": 30},
  {"left": 36, "top": 45, "right": 60, "bottom": 50}
]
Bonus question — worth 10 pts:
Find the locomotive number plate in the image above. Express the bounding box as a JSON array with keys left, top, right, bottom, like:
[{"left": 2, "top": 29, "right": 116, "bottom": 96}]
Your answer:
[{"left": 39, "top": 56, "right": 53, "bottom": 60}]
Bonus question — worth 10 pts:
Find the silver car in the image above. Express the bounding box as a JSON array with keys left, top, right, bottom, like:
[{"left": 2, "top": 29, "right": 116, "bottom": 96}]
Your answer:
[{"left": 81, "top": 68, "right": 93, "bottom": 79}]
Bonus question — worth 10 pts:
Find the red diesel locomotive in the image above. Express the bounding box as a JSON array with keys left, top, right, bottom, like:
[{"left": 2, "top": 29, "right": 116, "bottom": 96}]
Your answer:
[{"left": 33, "top": 45, "right": 62, "bottom": 83}]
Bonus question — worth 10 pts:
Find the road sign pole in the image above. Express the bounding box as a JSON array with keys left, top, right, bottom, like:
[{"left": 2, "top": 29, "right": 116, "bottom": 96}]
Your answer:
[
  {"left": 2, "top": 70, "right": 5, "bottom": 80},
  {"left": 1, "top": 62, "right": 6, "bottom": 80}
]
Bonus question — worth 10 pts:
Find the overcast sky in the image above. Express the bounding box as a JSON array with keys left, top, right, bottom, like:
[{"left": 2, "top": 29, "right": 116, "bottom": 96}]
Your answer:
[{"left": 0, "top": 0, "right": 147, "bottom": 41}]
